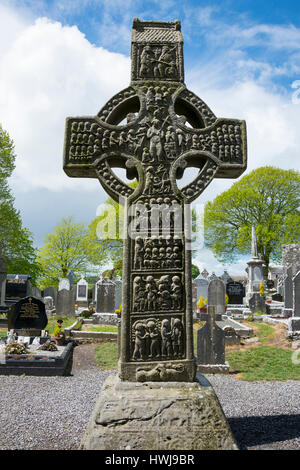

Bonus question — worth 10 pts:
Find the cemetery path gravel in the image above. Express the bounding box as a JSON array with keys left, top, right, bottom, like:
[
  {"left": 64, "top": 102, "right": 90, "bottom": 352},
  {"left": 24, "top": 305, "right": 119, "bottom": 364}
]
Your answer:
[{"left": 0, "top": 349, "right": 300, "bottom": 450}]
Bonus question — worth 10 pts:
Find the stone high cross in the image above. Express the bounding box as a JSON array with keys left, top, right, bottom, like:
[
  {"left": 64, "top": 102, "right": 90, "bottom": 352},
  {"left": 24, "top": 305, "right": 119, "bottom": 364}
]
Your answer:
[{"left": 63, "top": 19, "right": 247, "bottom": 382}]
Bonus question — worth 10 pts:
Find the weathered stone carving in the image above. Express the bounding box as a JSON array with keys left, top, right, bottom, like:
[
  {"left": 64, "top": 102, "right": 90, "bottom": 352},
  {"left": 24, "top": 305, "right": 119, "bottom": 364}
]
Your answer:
[{"left": 63, "top": 19, "right": 247, "bottom": 382}]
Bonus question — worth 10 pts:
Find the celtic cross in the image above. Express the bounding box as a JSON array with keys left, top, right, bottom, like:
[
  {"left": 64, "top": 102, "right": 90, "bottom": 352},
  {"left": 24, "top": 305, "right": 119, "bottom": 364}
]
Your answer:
[{"left": 63, "top": 19, "right": 247, "bottom": 382}]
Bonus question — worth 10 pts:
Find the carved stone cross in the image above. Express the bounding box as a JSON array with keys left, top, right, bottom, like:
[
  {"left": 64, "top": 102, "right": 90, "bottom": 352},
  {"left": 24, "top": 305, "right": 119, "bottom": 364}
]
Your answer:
[{"left": 63, "top": 18, "right": 247, "bottom": 382}]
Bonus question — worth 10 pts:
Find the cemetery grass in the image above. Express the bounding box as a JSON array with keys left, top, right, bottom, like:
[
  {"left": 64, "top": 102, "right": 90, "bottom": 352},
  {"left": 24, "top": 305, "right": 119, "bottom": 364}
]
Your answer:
[
  {"left": 94, "top": 342, "right": 118, "bottom": 369},
  {"left": 82, "top": 324, "right": 118, "bottom": 332},
  {"left": 227, "top": 322, "right": 300, "bottom": 381}
]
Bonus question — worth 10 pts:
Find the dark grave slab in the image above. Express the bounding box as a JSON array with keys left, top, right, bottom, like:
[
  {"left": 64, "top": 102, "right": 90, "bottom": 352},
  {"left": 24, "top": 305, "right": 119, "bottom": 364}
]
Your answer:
[
  {"left": 5, "top": 275, "right": 31, "bottom": 304},
  {"left": 226, "top": 281, "right": 244, "bottom": 305},
  {"left": 7, "top": 296, "right": 48, "bottom": 334},
  {"left": 0, "top": 341, "right": 74, "bottom": 376}
]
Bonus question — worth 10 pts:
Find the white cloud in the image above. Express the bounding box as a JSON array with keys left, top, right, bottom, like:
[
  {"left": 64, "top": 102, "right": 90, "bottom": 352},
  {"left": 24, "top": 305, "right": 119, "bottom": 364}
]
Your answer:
[{"left": 0, "top": 10, "right": 130, "bottom": 193}]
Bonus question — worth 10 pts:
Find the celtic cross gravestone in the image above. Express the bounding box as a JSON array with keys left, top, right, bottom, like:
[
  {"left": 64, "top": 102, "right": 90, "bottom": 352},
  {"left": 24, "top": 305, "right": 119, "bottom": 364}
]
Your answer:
[{"left": 63, "top": 18, "right": 247, "bottom": 384}]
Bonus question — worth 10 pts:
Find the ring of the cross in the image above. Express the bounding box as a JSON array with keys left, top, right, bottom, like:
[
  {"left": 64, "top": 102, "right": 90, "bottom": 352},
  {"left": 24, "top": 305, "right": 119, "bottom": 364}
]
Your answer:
[{"left": 170, "top": 150, "right": 220, "bottom": 203}]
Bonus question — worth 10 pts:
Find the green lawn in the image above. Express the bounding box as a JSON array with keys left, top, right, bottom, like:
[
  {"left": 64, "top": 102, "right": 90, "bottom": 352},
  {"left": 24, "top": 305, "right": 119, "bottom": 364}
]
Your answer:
[
  {"left": 83, "top": 325, "right": 118, "bottom": 333},
  {"left": 94, "top": 342, "right": 118, "bottom": 369},
  {"left": 227, "top": 346, "right": 300, "bottom": 381}
]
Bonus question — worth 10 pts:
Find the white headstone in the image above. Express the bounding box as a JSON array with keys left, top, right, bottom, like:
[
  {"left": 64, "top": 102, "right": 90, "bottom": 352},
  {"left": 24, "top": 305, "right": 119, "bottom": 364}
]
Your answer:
[
  {"left": 59, "top": 278, "right": 70, "bottom": 291},
  {"left": 76, "top": 277, "right": 88, "bottom": 301}
]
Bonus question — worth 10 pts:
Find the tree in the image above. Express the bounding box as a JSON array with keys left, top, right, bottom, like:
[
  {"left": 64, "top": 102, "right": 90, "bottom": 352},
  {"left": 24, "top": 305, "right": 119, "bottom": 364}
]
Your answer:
[
  {"left": 37, "top": 217, "right": 95, "bottom": 289},
  {"left": 0, "top": 124, "right": 41, "bottom": 283},
  {"left": 86, "top": 196, "right": 124, "bottom": 275},
  {"left": 204, "top": 167, "right": 300, "bottom": 273},
  {"left": 191, "top": 264, "right": 200, "bottom": 279}
]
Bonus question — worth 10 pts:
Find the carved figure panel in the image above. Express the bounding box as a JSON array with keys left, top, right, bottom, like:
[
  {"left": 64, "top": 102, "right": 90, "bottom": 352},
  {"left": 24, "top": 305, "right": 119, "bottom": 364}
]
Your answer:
[
  {"left": 132, "top": 274, "right": 183, "bottom": 313},
  {"left": 131, "top": 316, "right": 185, "bottom": 361}
]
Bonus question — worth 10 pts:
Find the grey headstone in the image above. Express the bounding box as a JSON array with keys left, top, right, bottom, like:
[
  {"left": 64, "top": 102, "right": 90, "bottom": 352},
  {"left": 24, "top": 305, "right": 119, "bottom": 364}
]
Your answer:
[
  {"left": 197, "top": 306, "right": 226, "bottom": 365},
  {"left": 96, "top": 279, "right": 116, "bottom": 313},
  {"left": 43, "top": 286, "right": 57, "bottom": 307},
  {"left": 293, "top": 271, "right": 300, "bottom": 317},
  {"left": 207, "top": 278, "right": 226, "bottom": 315},
  {"left": 56, "top": 288, "right": 75, "bottom": 317},
  {"left": 249, "top": 293, "right": 266, "bottom": 313},
  {"left": 284, "top": 266, "right": 294, "bottom": 309},
  {"left": 114, "top": 276, "right": 122, "bottom": 310}
]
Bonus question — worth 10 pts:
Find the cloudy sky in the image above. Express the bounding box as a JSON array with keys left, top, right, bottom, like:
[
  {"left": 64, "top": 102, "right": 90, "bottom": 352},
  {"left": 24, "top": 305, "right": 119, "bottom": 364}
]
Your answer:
[{"left": 1, "top": 0, "right": 300, "bottom": 276}]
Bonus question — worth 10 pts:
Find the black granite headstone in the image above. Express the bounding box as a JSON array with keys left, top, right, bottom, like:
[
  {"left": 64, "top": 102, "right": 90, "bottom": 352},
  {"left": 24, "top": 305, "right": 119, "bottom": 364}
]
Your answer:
[
  {"left": 226, "top": 281, "right": 244, "bottom": 304},
  {"left": 7, "top": 296, "right": 48, "bottom": 333}
]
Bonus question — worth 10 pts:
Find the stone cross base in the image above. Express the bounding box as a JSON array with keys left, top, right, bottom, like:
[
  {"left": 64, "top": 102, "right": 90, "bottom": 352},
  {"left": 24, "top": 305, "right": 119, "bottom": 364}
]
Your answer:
[
  {"left": 197, "top": 362, "right": 230, "bottom": 374},
  {"left": 80, "top": 373, "right": 238, "bottom": 450}
]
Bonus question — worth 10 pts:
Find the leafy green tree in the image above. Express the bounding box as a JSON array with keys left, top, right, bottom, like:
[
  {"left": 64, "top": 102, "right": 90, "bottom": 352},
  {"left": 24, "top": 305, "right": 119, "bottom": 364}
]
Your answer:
[
  {"left": 191, "top": 264, "right": 200, "bottom": 279},
  {"left": 0, "top": 124, "right": 41, "bottom": 283},
  {"left": 37, "top": 216, "right": 98, "bottom": 289},
  {"left": 86, "top": 196, "right": 124, "bottom": 274},
  {"left": 204, "top": 167, "right": 300, "bottom": 273}
]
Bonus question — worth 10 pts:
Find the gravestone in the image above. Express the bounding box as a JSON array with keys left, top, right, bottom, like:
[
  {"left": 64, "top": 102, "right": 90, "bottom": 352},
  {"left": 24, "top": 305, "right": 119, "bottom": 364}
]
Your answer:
[
  {"left": 5, "top": 275, "right": 31, "bottom": 305},
  {"left": 192, "top": 280, "right": 198, "bottom": 314},
  {"left": 249, "top": 293, "right": 266, "bottom": 314},
  {"left": 201, "top": 269, "right": 209, "bottom": 279},
  {"left": 282, "top": 244, "right": 300, "bottom": 316},
  {"left": 76, "top": 277, "right": 88, "bottom": 308},
  {"left": 244, "top": 226, "right": 265, "bottom": 304},
  {"left": 7, "top": 296, "right": 48, "bottom": 336},
  {"left": 226, "top": 281, "right": 244, "bottom": 305},
  {"left": 208, "top": 271, "right": 218, "bottom": 281},
  {"left": 32, "top": 286, "right": 42, "bottom": 299},
  {"left": 221, "top": 270, "right": 231, "bottom": 284},
  {"left": 207, "top": 278, "right": 226, "bottom": 318},
  {"left": 114, "top": 275, "right": 122, "bottom": 311},
  {"left": 57, "top": 278, "right": 75, "bottom": 317},
  {"left": 197, "top": 305, "right": 229, "bottom": 373},
  {"left": 194, "top": 274, "right": 209, "bottom": 302},
  {"left": 67, "top": 270, "right": 77, "bottom": 286},
  {"left": 43, "top": 286, "right": 58, "bottom": 307},
  {"left": 293, "top": 270, "right": 300, "bottom": 317},
  {"left": 96, "top": 278, "right": 116, "bottom": 313},
  {"left": 0, "top": 249, "right": 6, "bottom": 306},
  {"left": 64, "top": 18, "right": 246, "bottom": 450}
]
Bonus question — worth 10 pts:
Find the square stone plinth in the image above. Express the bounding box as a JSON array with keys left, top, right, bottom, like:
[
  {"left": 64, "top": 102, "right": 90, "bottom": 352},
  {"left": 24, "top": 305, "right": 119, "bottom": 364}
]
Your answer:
[{"left": 80, "top": 373, "right": 238, "bottom": 450}]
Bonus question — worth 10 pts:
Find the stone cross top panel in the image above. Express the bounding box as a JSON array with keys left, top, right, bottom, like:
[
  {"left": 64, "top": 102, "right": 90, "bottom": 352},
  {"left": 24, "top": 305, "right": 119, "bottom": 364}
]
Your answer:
[{"left": 63, "top": 19, "right": 247, "bottom": 382}]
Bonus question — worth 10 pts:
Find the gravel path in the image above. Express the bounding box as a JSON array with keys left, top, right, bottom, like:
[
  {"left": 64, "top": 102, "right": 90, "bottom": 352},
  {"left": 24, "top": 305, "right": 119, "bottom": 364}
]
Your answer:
[{"left": 0, "top": 357, "right": 300, "bottom": 450}]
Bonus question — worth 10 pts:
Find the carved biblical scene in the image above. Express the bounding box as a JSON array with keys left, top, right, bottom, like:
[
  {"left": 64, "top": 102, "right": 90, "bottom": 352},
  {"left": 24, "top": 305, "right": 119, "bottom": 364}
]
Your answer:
[
  {"left": 133, "top": 234, "right": 183, "bottom": 270},
  {"left": 137, "top": 44, "right": 179, "bottom": 80},
  {"left": 131, "top": 317, "right": 184, "bottom": 362},
  {"left": 132, "top": 274, "right": 183, "bottom": 313},
  {"left": 129, "top": 197, "right": 183, "bottom": 235}
]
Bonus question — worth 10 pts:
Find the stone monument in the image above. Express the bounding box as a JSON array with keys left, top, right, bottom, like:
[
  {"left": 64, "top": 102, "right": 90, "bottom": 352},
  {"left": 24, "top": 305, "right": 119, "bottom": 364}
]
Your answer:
[
  {"left": 197, "top": 279, "right": 229, "bottom": 373},
  {"left": 282, "top": 244, "right": 300, "bottom": 317},
  {"left": 244, "top": 226, "right": 265, "bottom": 304},
  {"left": 63, "top": 18, "right": 246, "bottom": 450},
  {"left": 0, "top": 248, "right": 6, "bottom": 306},
  {"left": 76, "top": 277, "right": 88, "bottom": 308},
  {"left": 57, "top": 278, "right": 75, "bottom": 317}
]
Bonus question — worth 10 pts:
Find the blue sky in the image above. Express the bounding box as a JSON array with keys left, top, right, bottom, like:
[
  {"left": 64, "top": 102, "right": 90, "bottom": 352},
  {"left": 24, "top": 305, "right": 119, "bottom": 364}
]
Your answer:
[{"left": 0, "top": 0, "right": 300, "bottom": 276}]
